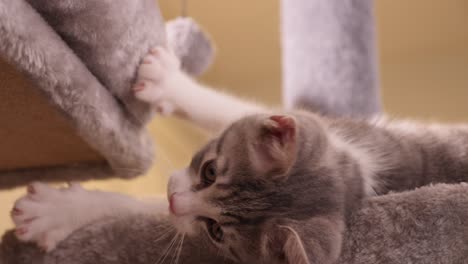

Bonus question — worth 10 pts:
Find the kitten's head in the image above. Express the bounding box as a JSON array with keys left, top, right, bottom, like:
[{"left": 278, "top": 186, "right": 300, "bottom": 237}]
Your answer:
[{"left": 167, "top": 113, "right": 338, "bottom": 263}]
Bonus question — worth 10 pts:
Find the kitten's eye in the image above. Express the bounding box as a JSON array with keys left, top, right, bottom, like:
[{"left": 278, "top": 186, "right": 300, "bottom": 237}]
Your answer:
[
  {"left": 201, "top": 160, "right": 217, "bottom": 186},
  {"left": 206, "top": 218, "right": 224, "bottom": 243}
]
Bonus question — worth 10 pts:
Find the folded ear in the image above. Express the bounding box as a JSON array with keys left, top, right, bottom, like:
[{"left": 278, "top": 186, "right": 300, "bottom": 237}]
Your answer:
[
  {"left": 265, "top": 225, "right": 310, "bottom": 264},
  {"left": 265, "top": 217, "right": 344, "bottom": 264},
  {"left": 251, "top": 115, "right": 297, "bottom": 179}
]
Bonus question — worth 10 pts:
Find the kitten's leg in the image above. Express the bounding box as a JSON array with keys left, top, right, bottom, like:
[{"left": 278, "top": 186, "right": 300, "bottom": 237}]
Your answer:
[
  {"left": 133, "top": 47, "right": 268, "bottom": 131},
  {"left": 11, "top": 182, "right": 167, "bottom": 252}
]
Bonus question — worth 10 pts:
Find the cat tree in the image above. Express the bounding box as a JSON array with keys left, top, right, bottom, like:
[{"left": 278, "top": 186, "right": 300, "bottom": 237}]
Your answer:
[
  {"left": 281, "top": 0, "right": 381, "bottom": 117},
  {"left": 0, "top": 0, "right": 161, "bottom": 189},
  {"left": 0, "top": 0, "right": 213, "bottom": 190},
  {"left": 1, "top": 0, "right": 468, "bottom": 263}
]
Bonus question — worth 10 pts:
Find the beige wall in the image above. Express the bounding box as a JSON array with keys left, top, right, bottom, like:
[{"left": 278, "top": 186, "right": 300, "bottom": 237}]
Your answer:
[
  {"left": 1, "top": 0, "right": 467, "bottom": 234},
  {"left": 377, "top": 0, "right": 468, "bottom": 121}
]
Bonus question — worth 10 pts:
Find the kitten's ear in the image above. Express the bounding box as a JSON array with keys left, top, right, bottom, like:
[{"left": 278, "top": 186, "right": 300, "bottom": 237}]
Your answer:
[
  {"left": 251, "top": 115, "right": 297, "bottom": 179},
  {"left": 265, "top": 226, "right": 310, "bottom": 264},
  {"left": 266, "top": 218, "right": 343, "bottom": 264}
]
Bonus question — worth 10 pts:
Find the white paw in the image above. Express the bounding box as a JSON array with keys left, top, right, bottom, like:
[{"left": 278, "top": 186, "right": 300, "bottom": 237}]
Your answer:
[
  {"left": 11, "top": 182, "right": 87, "bottom": 252},
  {"left": 133, "top": 46, "right": 182, "bottom": 115}
]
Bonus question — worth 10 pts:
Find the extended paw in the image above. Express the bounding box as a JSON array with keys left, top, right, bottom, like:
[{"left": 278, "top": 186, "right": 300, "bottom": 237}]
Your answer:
[
  {"left": 133, "top": 47, "right": 181, "bottom": 115},
  {"left": 11, "top": 182, "right": 86, "bottom": 252}
]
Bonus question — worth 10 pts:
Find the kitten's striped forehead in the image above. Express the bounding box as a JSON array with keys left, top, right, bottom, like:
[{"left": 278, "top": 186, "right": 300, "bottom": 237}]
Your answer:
[
  {"left": 191, "top": 128, "right": 247, "bottom": 179},
  {"left": 190, "top": 127, "right": 238, "bottom": 169},
  {"left": 190, "top": 140, "right": 217, "bottom": 173}
]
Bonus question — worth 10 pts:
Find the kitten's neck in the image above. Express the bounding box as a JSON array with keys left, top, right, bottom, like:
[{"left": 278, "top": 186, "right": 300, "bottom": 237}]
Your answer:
[
  {"left": 325, "top": 117, "right": 468, "bottom": 196},
  {"left": 326, "top": 129, "right": 381, "bottom": 197}
]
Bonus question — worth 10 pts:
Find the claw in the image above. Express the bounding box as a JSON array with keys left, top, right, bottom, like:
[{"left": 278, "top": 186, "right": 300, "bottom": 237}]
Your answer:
[
  {"left": 133, "top": 82, "right": 146, "bottom": 92},
  {"left": 11, "top": 207, "right": 22, "bottom": 216},
  {"left": 27, "top": 185, "right": 35, "bottom": 194},
  {"left": 16, "top": 227, "right": 27, "bottom": 236},
  {"left": 150, "top": 47, "right": 159, "bottom": 55}
]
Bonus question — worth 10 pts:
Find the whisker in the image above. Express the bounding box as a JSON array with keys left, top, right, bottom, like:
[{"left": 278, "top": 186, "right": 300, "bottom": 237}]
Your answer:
[
  {"left": 221, "top": 247, "right": 228, "bottom": 262},
  {"left": 169, "top": 235, "right": 180, "bottom": 264},
  {"left": 153, "top": 226, "right": 176, "bottom": 244},
  {"left": 155, "top": 233, "right": 177, "bottom": 264},
  {"left": 156, "top": 233, "right": 180, "bottom": 264},
  {"left": 174, "top": 234, "right": 185, "bottom": 264}
]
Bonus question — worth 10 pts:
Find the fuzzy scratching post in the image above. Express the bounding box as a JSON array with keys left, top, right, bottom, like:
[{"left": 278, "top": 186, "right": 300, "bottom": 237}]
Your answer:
[
  {"left": 281, "top": 0, "right": 381, "bottom": 117},
  {"left": 0, "top": 0, "right": 215, "bottom": 188},
  {"left": 0, "top": 0, "right": 165, "bottom": 188},
  {"left": 166, "top": 17, "right": 215, "bottom": 76},
  {"left": 25, "top": 0, "right": 166, "bottom": 125}
]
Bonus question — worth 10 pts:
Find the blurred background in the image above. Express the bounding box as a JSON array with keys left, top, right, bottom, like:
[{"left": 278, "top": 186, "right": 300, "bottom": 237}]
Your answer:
[{"left": 1, "top": 0, "right": 467, "bottom": 233}]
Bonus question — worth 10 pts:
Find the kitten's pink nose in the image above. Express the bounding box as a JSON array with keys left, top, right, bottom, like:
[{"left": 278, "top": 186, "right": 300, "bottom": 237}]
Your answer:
[
  {"left": 169, "top": 191, "right": 195, "bottom": 217},
  {"left": 169, "top": 193, "right": 187, "bottom": 217},
  {"left": 169, "top": 193, "right": 177, "bottom": 215}
]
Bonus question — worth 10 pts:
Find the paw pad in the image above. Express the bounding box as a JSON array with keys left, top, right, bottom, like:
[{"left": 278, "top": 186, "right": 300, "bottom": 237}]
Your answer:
[{"left": 11, "top": 182, "right": 86, "bottom": 252}]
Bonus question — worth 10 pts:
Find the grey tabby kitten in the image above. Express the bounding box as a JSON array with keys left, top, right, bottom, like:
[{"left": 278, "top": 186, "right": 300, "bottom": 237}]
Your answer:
[
  {"left": 134, "top": 47, "right": 468, "bottom": 264},
  {"left": 162, "top": 108, "right": 468, "bottom": 264}
]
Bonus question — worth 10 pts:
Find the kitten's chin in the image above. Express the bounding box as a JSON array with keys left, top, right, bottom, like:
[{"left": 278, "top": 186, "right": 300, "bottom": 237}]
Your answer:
[{"left": 169, "top": 214, "right": 197, "bottom": 235}]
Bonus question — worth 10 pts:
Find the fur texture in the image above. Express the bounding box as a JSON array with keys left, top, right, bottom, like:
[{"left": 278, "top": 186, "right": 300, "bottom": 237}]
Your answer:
[
  {"left": 0, "top": 0, "right": 164, "bottom": 187},
  {"left": 166, "top": 17, "right": 215, "bottom": 76},
  {"left": 281, "top": 0, "right": 381, "bottom": 117},
  {"left": 2, "top": 183, "right": 468, "bottom": 264},
  {"left": 4, "top": 46, "right": 462, "bottom": 263},
  {"left": 160, "top": 110, "right": 468, "bottom": 263},
  {"left": 26, "top": 0, "right": 166, "bottom": 125},
  {"left": 1, "top": 1, "right": 466, "bottom": 262},
  {"left": 134, "top": 48, "right": 468, "bottom": 262}
]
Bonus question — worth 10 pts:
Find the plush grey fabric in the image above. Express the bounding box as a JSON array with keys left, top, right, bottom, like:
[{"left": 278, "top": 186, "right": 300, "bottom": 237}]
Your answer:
[
  {"left": 0, "top": 0, "right": 166, "bottom": 187},
  {"left": 0, "top": 0, "right": 216, "bottom": 189},
  {"left": 26, "top": 0, "right": 166, "bottom": 125},
  {"left": 167, "top": 17, "right": 215, "bottom": 76},
  {"left": 281, "top": 0, "right": 382, "bottom": 117},
  {"left": 2, "top": 184, "right": 468, "bottom": 264}
]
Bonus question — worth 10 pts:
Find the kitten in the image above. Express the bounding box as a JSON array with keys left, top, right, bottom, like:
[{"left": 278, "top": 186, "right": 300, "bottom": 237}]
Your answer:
[
  {"left": 133, "top": 47, "right": 468, "bottom": 263},
  {"left": 11, "top": 47, "right": 468, "bottom": 264}
]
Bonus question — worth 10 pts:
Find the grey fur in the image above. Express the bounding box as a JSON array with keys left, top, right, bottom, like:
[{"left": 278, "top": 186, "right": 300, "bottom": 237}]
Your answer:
[
  {"left": 1, "top": 0, "right": 466, "bottom": 262},
  {"left": 188, "top": 113, "right": 347, "bottom": 263},
  {"left": 3, "top": 183, "right": 468, "bottom": 264},
  {"left": 180, "top": 112, "right": 468, "bottom": 263},
  {"left": 281, "top": 0, "right": 381, "bottom": 117},
  {"left": 167, "top": 17, "right": 216, "bottom": 76},
  {"left": 5, "top": 113, "right": 468, "bottom": 263},
  {"left": 325, "top": 117, "right": 468, "bottom": 194},
  {"left": 0, "top": 0, "right": 216, "bottom": 189},
  {"left": 0, "top": 0, "right": 164, "bottom": 188},
  {"left": 26, "top": 0, "right": 166, "bottom": 125}
]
